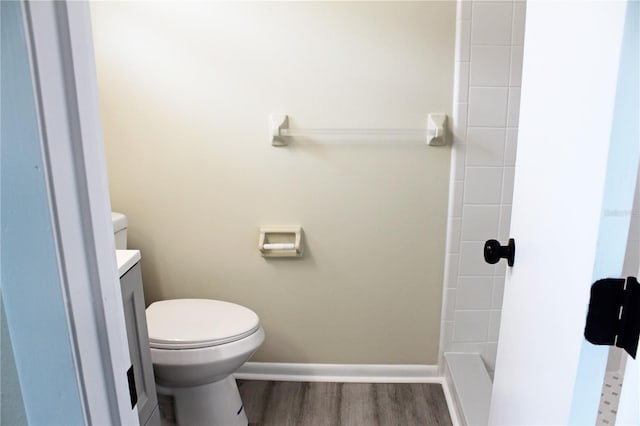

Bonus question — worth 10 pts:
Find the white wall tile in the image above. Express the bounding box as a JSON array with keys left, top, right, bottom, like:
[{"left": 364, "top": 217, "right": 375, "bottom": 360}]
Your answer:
[
  {"left": 453, "top": 102, "right": 469, "bottom": 141},
  {"left": 441, "top": 0, "right": 528, "bottom": 361},
  {"left": 457, "top": 20, "right": 472, "bottom": 61},
  {"left": 453, "top": 310, "right": 490, "bottom": 342},
  {"left": 456, "top": 276, "right": 494, "bottom": 310},
  {"left": 448, "top": 217, "right": 462, "bottom": 253},
  {"left": 483, "top": 342, "right": 498, "bottom": 373},
  {"left": 488, "top": 310, "right": 502, "bottom": 341},
  {"left": 501, "top": 167, "right": 516, "bottom": 204},
  {"left": 463, "top": 167, "right": 503, "bottom": 204},
  {"left": 449, "top": 342, "right": 486, "bottom": 354},
  {"left": 504, "top": 127, "right": 519, "bottom": 166},
  {"left": 466, "top": 127, "right": 506, "bottom": 166},
  {"left": 458, "top": 0, "right": 472, "bottom": 21},
  {"left": 468, "top": 87, "right": 509, "bottom": 127},
  {"left": 512, "top": 2, "right": 527, "bottom": 45},
  {"left": 451, "top": 180, "right": 465, "bottom": 216},
  {"left": 461, "top": 205, "right": 500, "bottom": 241},
  {"left": 470, "top": 45, "right": 511, "bottom": 87},
  {"left": 453, "top": 63, "right": 462, "bottom": 104},
  {"left": 498, "top": 204, "right": 512, "bottom": 241},
  {"left": 507, "top": 87, "right": 521, "bottom": 127},
  {"left": 446, "top": 253, "right": 460, "bottom": 288},
  {"left": 471, "top": 2, "right": 513, "bottom": 45},
  {"left": 455, "top": 62, "right": 470, "bottom": 103},
  {"left": 444, "top": 289, "right": 457, "bottom": 321},
  {"left": 460, "top": 241, "right": 495, "bottom": 276},
  {"left": 442, "top": 321, "right": 455, "bottom": 351},
  {"left": 492, "top": 275, "right": 506, "bottom": 309},
  {"left": 510, "top": 45, "right": 524, "bottom": 87},
  {"left": 451, "top": 142, "right": 467, "bottom": 182}
]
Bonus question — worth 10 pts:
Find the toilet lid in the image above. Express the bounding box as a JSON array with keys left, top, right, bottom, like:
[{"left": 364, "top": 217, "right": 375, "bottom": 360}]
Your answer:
[{"left": 146, "top": 299, "right": 260, "bottom": 349}]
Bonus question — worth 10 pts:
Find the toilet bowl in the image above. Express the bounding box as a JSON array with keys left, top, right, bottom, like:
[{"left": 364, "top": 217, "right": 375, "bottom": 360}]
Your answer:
[
  {"left": 111, "top": 212, "right": 263, "bottom": 425},
  {"left": 146, "top": 298, "right": 264, "bottom": 426}
]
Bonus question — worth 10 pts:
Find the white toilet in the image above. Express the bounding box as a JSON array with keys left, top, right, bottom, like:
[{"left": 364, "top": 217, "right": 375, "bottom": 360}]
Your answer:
[{"left": 112, "top": 213, "right": 264, "bottom": 426}]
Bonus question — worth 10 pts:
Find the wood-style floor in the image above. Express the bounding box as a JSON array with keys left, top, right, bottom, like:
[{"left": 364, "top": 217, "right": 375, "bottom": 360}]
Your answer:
[{"left": 237, "top": 380, "right": 452, "bottom": 426}]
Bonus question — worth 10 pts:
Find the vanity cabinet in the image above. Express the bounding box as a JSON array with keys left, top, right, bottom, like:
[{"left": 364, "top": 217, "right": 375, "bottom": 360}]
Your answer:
[{"left": 120, "top": 262, "right": 160, "bottom": 426}]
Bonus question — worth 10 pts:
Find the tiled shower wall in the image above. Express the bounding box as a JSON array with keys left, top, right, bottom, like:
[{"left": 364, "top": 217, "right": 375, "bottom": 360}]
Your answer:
[{"left": 439, "top": 0, "right": 526, "bottom": 374}]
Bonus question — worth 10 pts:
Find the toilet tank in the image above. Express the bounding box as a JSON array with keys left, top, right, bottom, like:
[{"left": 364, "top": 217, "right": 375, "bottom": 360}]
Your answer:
[{"left": 111, "top": 212, "right": 128, "bottom": 249}]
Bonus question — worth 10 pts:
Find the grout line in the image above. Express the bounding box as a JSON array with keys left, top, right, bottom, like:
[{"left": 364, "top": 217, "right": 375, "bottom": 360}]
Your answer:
[
  {"left": 461, "top": 203, "right": 510, "bottom": 206},
  {"left": 470, "top": 43, "right": 513, "bottom": 47},
  {"left": 510, "top": 0, "right": 517, "bottom": 47},
  {"left": 462, "top": 124, "right": 510, "bottom": 128},
  {"left": 467, "top": 125, "right": 513, "bottom": 130}
]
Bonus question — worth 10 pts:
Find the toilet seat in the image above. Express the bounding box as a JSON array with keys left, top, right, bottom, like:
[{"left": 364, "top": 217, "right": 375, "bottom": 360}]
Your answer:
[{"left": 146, "top": 299, "right": 260, "bottom": 350}]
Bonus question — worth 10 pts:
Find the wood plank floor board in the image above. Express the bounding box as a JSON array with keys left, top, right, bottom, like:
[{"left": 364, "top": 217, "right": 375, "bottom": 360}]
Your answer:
[
  {"left": 238, "top": 380, "right": 452, "bottom": 426},
  {"left": 262, "top": 381, "right": 307, "bottom": 426},
  {"left": 339, "top": 384, "right": 380, "bottom": 426},
  {"left": 299, "top": 382, "right": 342, "bottom": 426},
  {"left": 375, "top": 383, "right": 409, "bottom": 425},
  {"left": 238, "top": 380, "right": 274, "bottom": 424},
  {"left": 422, "top": 382, "right": 454, "bottom": 425}
]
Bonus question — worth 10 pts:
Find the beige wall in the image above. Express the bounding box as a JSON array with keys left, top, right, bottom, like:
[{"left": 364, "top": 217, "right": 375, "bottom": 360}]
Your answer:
[{"left": 91, "top": 1, "right": 455, "bottom": 364}]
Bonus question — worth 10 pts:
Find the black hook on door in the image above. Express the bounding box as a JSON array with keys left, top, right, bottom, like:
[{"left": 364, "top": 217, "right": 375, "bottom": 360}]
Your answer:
[{"left": 484, "top": 238, "right": 515, "bottom": 267}]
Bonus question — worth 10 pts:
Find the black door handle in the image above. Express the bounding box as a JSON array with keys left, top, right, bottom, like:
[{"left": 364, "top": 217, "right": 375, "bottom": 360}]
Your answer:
[{"left": 484, "top": 238, "right": 515, "bottom": 267}]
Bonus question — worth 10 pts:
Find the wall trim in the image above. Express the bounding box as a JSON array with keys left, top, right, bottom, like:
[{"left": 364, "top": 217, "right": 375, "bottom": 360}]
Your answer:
[{"left": 235, "top": 362, "right": 440, "bottom": 383}]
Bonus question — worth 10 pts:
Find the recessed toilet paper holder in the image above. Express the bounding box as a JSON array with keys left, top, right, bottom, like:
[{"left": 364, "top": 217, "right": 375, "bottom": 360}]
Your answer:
[{"left": 259, "top": 226, "right": 304, "bottom": 257}]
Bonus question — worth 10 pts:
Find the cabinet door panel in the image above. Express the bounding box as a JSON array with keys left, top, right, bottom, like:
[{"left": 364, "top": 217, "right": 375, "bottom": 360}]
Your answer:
[{"left": 121, "top": 263, "right": 158, "bottom": 425}]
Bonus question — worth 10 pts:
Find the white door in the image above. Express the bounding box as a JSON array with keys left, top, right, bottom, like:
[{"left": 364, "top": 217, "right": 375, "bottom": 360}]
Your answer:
[{"left": 489, "top": 1, "right": 639, "bottom": 425}]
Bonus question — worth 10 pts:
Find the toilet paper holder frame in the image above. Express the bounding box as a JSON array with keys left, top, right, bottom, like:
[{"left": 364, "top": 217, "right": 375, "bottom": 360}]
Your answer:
[{"left": 259, "top": 226, "right": 304, "bottom": 258}]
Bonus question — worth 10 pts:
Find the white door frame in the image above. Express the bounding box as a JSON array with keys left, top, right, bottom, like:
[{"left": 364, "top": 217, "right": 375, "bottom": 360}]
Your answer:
[{"left": 23, "top": 1, "right": 138, "bottom": 424}]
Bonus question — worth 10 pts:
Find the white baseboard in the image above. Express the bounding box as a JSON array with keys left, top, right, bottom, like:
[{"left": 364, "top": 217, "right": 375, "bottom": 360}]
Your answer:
[{"left": 235, "top": 362, "right": 440, "bottom": 383}]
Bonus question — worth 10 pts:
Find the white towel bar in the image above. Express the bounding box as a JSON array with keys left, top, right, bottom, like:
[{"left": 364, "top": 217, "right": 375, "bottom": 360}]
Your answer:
[{"left": 270, "top": 113, "right": 448, "bottom": 147}]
